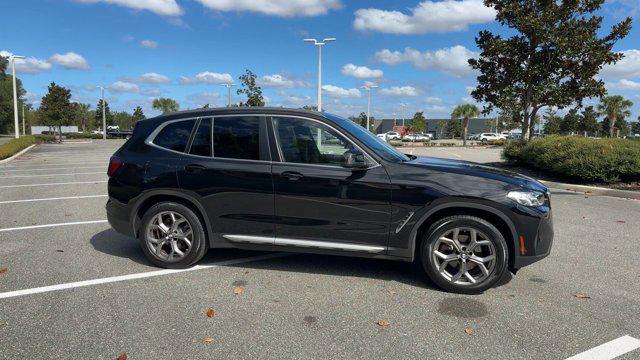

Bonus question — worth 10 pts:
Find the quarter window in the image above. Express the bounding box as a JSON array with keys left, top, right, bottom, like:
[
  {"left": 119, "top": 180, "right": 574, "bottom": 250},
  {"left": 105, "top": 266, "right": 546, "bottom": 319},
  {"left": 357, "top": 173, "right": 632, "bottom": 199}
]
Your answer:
[
  {"left": 273, "top": 117, "right": 355, "bottom": 166},
  {"left": 213, "top": 116, "right": 260, "bottom": 160},
  {"left": 189, "top": 118, "right": 212, "bottom": 157},
  {"left": 153, "top": 120, "right": 196, "bottom": 153}
]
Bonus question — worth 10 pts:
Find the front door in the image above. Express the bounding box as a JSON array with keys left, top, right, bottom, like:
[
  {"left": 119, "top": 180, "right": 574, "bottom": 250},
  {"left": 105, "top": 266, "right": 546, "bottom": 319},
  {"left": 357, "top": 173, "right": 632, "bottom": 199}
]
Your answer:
[{"left": 270, "top": 116, "right": 392, "bottom": 252}]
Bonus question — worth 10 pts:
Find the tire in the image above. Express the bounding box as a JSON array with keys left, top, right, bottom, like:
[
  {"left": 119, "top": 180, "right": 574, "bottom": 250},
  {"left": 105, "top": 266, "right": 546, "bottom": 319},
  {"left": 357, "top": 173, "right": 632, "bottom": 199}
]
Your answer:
[
  {"left": 139, "top": 202, "right": 208, "bottom": 269},
  {"left": 420, "top": 215, "right": 508, "bottom": 294}
]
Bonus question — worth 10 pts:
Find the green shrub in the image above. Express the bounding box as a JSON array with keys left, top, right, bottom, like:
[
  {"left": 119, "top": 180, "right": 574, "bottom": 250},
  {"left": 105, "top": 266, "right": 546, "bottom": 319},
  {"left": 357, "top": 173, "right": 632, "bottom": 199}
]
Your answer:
[
  {"left": 34, "top": 134, "right": 56, "bottom": 142},
  {"left": 502, "top": 136, "right": 640, "bottom": 183},
  {"left": 65, "top": 132, "right": 103, "bottom": 139},
  {"left": 487, "top": 139, "right": 506, "bottom": 146},
  {"left": 0, "top": 136, "right": 37, "bottom": 160},
  {"left": 389, "top": 140, "right": 403, "bottom": 147}
]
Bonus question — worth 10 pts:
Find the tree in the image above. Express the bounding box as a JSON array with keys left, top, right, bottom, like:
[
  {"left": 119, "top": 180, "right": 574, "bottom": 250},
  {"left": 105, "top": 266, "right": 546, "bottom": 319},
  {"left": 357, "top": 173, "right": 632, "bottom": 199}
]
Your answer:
[
  {"left": 0, "top": 55, "right": 26, "bottom": 134},
  {"left": 152, "top": 98, "right": 179, "bottom": 114},
  {"left": 437, "top": 120, "right": 447, "bottom": 139},
  {"left": 451, "top": 104, "right": 480, "bottom": 146},
  {"left": 349, "top": 112, "right": 367, "bottom": 127},
  {"left": 560, "top": 109, "right": 579, "bottom": 135},
  {"left": 113, "top": 111, "right": 134, "bottom": 130},
  {"left": 236, "top": 69, "right": 265, "bottom": 107},
  {"left": 444, "top": 120, "right": 462, "bottom": 139},
  {"left": 578, "top": 106, "right": 599, "bottom": 137},
  {"left": 598, "top": 95, "right": 633, "bottom": 138},
  {"left": 632, "top": 119, "right": 640, "bottom": 136},
  {"left": 300, "top": 105, "right": 317, "bottom": 111},
  {"left": 39, "top": 82, "right": 73, "bottom": 142},
  {"left": 95, "top": 99, "right": 114, "bottom": 127},
  {"left": 132, "top": 106, "right": 145, "bottom": 123},
  {"left": 542, "top": 109, "right": 562, "bottom": 135},
  {"left": 469, "top": 0, "right": 632, "bottom": 141},
  {"left": 411, "top": 112, "right": 427, "bottom": 133},
  {"left": 71, "top": 103, "right": 91, "bottom": 132}
]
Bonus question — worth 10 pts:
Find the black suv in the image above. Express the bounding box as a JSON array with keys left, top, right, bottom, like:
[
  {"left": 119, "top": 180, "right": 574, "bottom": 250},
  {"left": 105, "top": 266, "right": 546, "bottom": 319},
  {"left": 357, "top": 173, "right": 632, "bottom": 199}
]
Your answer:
[{"left": 107, "top": 108, "right": 553, "bottom": 293}]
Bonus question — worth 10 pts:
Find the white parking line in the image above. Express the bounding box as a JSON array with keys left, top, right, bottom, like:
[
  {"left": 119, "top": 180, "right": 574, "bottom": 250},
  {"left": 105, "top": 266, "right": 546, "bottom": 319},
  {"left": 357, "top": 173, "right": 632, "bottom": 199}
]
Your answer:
[
  {"left": 0, "top": 195, "right": 107, "bottom": 204},
  {"left": 0, "top": 161, "right": 105, "bottom": 169},
  {"left": 0, "top": 253, "right": 289, "bottom": 300},
  {"left": 437, "top": 148, "right": 463, "bottom": 158},
  {"left": 0, "top": 171, "right": 104, "bottom": 179},
  {"left": 565, "top": 335, "right": 640, "bottom": 360},
  {"left": 0, "top": 220, "right": 108, "bottom": 233},
  {"left": 0, "top": 180, "right": 108, "bottom": 188},
  {"left": 0, "top": 166, "right": 104, "bottom": 173}
]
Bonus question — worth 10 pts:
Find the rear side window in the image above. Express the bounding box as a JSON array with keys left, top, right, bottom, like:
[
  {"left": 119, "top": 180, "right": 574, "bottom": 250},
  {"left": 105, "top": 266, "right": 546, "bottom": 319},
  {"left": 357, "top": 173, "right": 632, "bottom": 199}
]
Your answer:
[
  {"left": 213, "top": 116, "right": 260, "bottom": 160},
  {"left": 189, "top": 118, "right": 212, "bottom": 157},
  {"left": 154, "top": 120, "right": 195, "bottom": 152}
]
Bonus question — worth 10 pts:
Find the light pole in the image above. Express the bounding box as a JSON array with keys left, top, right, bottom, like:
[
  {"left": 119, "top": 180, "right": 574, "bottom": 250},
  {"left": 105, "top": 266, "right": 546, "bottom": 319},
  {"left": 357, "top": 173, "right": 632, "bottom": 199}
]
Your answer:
[
  {"left": 400, "top": 103, "right": 407, "bottom": 127},
  {"left": 10, "top": 55, "right": 25, "bottom": 139},
  {"left": 221, "top": 83, "right": 235, "bottom": 107},
  {"left": 361, "top": 84, "right": 378, "bottom": 132},
  {"left": 22, "top": 104, "right": 26, "bottom": 135},
  {"left": 98, "top": 86, "right": 106, "bottom": 140},
  {"left": 304, "top": 37, "right": 336, "bottom": 112}
]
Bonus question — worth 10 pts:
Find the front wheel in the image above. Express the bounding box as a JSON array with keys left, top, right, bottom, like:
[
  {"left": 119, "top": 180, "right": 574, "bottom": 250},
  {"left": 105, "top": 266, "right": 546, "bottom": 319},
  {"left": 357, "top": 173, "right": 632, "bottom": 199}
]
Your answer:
[
  {"left": 420, "top": 215, "right": 508, "bottom": 294},
  {"left": 139, "top": 202, "right": 208, "bottom": 269}
]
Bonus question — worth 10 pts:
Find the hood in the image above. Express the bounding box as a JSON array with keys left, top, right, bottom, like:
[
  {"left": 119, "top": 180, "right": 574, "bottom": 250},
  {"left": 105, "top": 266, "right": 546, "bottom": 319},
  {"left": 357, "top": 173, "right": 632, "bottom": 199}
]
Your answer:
[{"left": 406, "top": 156, "right": 547, "bottom": 192}]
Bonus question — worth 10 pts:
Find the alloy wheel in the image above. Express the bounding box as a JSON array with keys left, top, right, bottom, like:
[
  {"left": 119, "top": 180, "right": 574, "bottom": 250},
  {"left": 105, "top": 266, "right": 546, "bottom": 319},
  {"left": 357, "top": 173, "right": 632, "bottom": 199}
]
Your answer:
[
  {"left": 145, "top": 211, "right": 193, "bottom": 263},
  {"left": 431, "top": 227, "right": 496, "bottom": 285}
]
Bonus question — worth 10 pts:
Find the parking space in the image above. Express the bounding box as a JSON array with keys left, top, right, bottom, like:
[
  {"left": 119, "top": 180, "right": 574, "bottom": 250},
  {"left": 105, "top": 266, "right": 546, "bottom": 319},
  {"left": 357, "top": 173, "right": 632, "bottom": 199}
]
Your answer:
[{"left": 1, "top": 141, "right": 639, "bottom": 359}]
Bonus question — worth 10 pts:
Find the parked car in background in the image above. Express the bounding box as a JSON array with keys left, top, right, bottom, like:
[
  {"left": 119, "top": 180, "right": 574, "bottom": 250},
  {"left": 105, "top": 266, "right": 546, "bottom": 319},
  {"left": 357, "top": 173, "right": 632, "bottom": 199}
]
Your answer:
[
  {"left": 467, "top": 134, "right": 479, "bottom": 141},
  {"left": 376, "top": 133, "right": 387, "bottom": 140},
  {"left": 479, "top": 133, "right": 507, "bottom": 142},
  {"left": 107, "top": 107, "right": 553, "bottom": 294},
  {"left": 385, "top": 131, "right": 401, "bottom": 141},
  {"left": 403, "top": 132, "right": 431, "bottom": 141}
]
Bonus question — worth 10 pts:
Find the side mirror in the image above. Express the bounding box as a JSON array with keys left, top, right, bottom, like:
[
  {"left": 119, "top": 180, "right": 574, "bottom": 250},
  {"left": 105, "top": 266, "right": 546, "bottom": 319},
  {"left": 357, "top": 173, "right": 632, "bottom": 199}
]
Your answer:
[{"left": 341, "top": 149, "right": 368, "bottom": 169}]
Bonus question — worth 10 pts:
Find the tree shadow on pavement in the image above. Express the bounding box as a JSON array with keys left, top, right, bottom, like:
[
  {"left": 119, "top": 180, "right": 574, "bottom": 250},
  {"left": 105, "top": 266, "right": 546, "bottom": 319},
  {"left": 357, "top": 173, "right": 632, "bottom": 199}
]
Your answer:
[{"left": 90, "top": 229, "right": 513, "bottom": 292}]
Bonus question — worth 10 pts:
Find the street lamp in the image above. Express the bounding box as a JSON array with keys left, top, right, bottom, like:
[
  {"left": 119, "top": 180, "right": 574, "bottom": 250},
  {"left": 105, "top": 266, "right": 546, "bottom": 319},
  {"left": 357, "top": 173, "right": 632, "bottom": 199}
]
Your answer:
[
  {"left": 221, "top": 83, "right": 235, "bottom": 107},
  {"left": 361, "top": 84, "right": 378, "bottom": 132},
  {"left": 22, "top": 104, "right": 26, "bottom": 136},
  {"left": 98, "top": 86, "right": 107, "bottom": 140},
  {"left": 10, "top": 55, "right": 25, "bottom": 139},
  {"left": 304, "top": 37, "right": 336, "bottom": 112},
  {"left": 399, "top": 103, "right": 407, "bottom": 127}
]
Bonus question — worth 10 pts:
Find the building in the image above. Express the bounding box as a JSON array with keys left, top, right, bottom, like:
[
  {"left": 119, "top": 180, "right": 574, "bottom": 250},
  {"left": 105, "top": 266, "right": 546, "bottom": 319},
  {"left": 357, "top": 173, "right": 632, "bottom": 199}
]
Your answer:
[
  {"left": 30, "top": 126, "right": 79, "bottom": 135},
  {"left": 373, "top": 118, "right": 496, "bottom": 138}
]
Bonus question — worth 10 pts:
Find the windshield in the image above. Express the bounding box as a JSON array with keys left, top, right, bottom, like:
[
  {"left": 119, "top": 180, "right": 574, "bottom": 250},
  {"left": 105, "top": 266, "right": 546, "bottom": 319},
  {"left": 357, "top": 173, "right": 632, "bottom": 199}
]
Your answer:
[{"left": 323, "top": 113, "right": 410, "bottom": 162}]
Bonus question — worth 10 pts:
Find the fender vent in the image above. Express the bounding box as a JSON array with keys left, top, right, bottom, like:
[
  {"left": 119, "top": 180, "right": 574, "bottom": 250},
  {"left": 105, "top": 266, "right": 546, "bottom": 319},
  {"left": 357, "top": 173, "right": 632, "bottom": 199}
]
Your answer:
[{"left": 395, "top": 212, "right": 414, "bottom": 234}]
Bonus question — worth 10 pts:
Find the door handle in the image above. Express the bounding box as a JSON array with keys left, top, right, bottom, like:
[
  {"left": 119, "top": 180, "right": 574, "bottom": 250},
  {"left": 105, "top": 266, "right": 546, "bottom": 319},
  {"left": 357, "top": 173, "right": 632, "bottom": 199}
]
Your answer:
[
  {"left": 185, "top": 164, "right": 206, "bottom": 173},
  {"left": 281, "top": 171, "right": 304, "bottom": 181}
]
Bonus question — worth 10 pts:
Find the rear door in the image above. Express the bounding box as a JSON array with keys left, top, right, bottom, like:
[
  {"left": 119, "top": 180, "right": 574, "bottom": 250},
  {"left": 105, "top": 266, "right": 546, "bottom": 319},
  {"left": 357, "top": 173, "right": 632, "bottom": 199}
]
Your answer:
[
  {"left": 177, "top": 115, "right": 275, "bottom": 244},
  {"left": 269, "top": 115, "right": 392, "bottom": 252}
]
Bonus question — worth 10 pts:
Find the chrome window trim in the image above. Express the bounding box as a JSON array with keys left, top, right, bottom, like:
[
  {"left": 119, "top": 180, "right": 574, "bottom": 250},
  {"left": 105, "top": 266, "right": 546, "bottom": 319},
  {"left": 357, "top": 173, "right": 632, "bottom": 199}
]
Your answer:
[
  {"left": 145, "top": 117, "right": 200, "bottom": 156},
  {"left": 223, "top": 234, "right": 385, "bottom": 253},
  {"left": 269, "top": 114, "right": 380, "bottom": 170}
]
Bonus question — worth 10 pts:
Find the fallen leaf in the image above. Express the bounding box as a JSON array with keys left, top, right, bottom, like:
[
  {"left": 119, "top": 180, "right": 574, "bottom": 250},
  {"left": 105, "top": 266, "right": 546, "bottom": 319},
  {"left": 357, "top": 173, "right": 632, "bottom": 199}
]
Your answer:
[
  {"left": 117, "top": 353, "right": 127, "bottom": 360},
  {"left": 206, "top": 309, "right": 215, "bottom": 318},
  {"left": 0, "top": 268, "right": 7, "bottom": 274},
  {"left": 464, "top": 328, "right": 473, "bottom": 335},
  {"left": 376, "top": 320, "right": 391, "bottom": 327},
  {"left": 233, "top": 287, "right": 243, "bottom": 295},
  {"left": 575, "top": 293, "right": 591, "bottom": 299},
  {"left": 388, "top": 290, "right": 397, "bottom": 295},
  {"left": 204, "top": 337, "right": 215, "bottom": 344},
  {"left": 56, "top": 250, "right": 64, "bottom": 253},
  {"left": 615, "top": 220, "right": 626, "bottom": 223}
]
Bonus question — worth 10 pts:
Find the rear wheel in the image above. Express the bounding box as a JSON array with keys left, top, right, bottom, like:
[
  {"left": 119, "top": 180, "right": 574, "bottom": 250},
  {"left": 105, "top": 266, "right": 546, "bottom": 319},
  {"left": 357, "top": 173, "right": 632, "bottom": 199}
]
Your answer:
[
  {"left": 139, "top": 202, "right": 208, "bottom": 269},
  {"left": 420, "top": 215, "right": 508, "bottom": 294}
]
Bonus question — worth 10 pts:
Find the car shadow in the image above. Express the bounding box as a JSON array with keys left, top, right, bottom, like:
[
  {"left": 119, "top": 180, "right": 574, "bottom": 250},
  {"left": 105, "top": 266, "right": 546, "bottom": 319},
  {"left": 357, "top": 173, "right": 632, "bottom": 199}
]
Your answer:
[{"left": 90, "top": 229, "right": 512, "bottom": 292}]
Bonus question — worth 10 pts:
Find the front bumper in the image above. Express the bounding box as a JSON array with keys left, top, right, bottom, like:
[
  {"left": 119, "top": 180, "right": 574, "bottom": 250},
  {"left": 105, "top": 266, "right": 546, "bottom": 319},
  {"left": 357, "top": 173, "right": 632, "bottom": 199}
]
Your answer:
[{"left": 512, "top": 208, "right": 553, "bottom": 269}]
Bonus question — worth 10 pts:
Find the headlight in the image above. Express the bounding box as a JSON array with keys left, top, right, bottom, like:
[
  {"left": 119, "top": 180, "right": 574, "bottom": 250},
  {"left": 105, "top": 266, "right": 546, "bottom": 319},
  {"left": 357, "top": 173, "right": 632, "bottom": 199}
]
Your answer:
[{"left": 507, "top": 191, "right": 546, "bottom": 207}]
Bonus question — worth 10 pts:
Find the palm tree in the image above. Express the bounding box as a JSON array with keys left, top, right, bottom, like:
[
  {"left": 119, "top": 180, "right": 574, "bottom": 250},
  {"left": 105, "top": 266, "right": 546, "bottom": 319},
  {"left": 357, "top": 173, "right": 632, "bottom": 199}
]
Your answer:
[
  {"left": 598, "top": 95, "right": 633, "bottom": 138},
  {"left": 152, "top": 97, "right": 180, "bottom": 114},
  {"left": 451, "top": 104, "right": 480, "bottom": 146}
]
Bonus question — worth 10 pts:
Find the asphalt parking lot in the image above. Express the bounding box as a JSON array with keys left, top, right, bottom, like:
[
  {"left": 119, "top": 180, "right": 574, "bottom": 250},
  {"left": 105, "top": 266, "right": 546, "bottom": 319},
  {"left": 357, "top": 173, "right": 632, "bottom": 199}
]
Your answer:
[{"left": 1, "top": 141, "right": 639, "bottom": 359}]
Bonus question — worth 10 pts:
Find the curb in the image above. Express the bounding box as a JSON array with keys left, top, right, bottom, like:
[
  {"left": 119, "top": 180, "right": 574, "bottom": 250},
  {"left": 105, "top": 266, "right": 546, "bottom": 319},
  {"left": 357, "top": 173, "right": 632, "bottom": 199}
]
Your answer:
[
  {"left": 540, "top": 180, "right": 640, "bottom": 200},
  {"left": 0, "top": 144, "right": 36, "bottom": 164}
]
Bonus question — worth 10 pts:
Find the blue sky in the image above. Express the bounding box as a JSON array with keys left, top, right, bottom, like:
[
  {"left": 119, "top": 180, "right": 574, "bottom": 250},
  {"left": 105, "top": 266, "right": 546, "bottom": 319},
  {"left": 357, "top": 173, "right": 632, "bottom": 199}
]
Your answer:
[{"left": 1, "top": 0, "right": 639, "bottom": 120}]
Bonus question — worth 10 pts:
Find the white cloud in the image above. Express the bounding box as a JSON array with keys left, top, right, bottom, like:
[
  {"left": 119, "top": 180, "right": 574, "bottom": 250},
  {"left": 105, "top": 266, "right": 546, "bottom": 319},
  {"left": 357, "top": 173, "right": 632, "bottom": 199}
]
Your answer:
[
  {"left": 108, "top": 81, "right": 140, "bottom": 93},
  {"left": 341, "top": 63, "right": 383, "bottom": 79},
  {"left": 186, "top": 91, "right": 222, "bottom": 106},
  {"left": 375, "top": 45, "right": 477, "bottom": 77},
  {"left": 194, "top": 0, "right": 341, "bottom": 17},
  {"left": 606, "top": 79, "right": 640, "bottom": 91},
  {"left": 74, "top": 0, "right": 183, "bottom": 16},
  {"left": 258, "top": 74, "right": 307, "bottom": 88},
  {"left": 0, "top": 51, "right": 52, "bottom": 74},
  {"left": 131, "top": 72, "right": 170, "bottom": 84},
  {"left": 179, "top": 71, "right": 234, "bottom": 84},
  {"left": 353, "top": 0, "right": 495, "bottom": 34},
  {"left": 425, "top": 96, "right": 443, "bottom": 104},
  {"left": 141, "top": 88, "right": 163, "bottom": 97},
  {"left": 380, "top": 86, "right": 419, "bottom": 97},
  {"left": 322, "top": 85, "right": 361, "bottom": 98},
  {"left": 601, "top": 49, "right": 640, "bottom": 79},
  {"left": 278, "top": 92, "right": 313, "bottom": 106},
  {"left": 363, "top": 81, "right": 378, "bottom": 88},
  {"left": 49, "top": 52, "right": 90, "bottom": 70},
  {"left": 140, "top": 40, "right": 158, "bottom": 48},
  {"left": 465, "top": 86, "right": 475, "bottom": 93}
]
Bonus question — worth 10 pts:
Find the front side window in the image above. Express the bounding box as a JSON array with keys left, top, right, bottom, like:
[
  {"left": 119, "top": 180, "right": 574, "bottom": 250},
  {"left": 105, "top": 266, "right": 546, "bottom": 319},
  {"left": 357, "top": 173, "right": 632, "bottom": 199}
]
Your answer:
[
  {"left": 189, "top": 118, "right": 212, "bottom": 157},
  {"left": 153, "top": 119, "right": 196, "bottom": 152},
  {"left": 213, "top": 116, "right": 260, "bottom": 160},
  {"left": 273, "top": 117, "right": 356, "bottom": 166}
]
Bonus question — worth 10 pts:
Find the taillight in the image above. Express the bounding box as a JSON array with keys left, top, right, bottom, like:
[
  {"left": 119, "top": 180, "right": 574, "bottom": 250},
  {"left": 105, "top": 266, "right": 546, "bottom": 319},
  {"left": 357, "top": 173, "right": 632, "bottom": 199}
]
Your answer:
[{"left": 107, "top": 156, "right": 123, "bottom": 177}]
